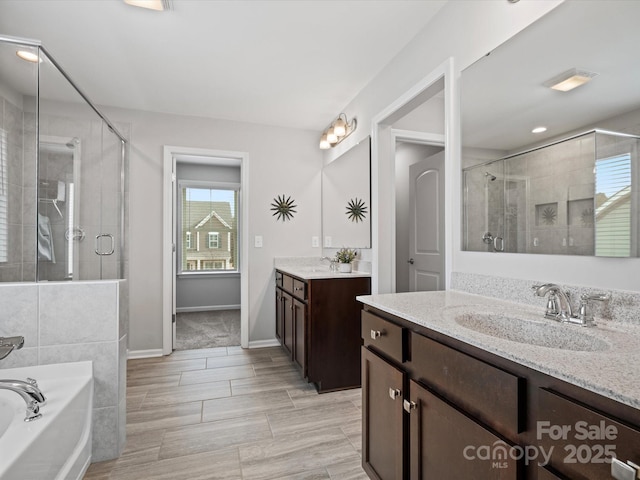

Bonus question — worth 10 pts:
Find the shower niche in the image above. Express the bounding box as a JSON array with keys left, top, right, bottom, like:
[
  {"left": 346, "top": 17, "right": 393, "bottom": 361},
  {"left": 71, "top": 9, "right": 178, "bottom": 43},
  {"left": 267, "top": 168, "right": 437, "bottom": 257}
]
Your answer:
[{"left": 463, "top": 130, "right": 640, "bottom": 257}]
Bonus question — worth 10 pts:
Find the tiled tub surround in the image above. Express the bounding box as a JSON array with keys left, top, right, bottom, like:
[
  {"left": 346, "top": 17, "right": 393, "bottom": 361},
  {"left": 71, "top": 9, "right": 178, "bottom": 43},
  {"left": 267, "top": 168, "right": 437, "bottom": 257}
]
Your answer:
[
  {"left": 357, "top": 290, "right": 640, "bottom": 410},
  {"left": 0, "top": 280, "right": 128, "bottom": 462}
]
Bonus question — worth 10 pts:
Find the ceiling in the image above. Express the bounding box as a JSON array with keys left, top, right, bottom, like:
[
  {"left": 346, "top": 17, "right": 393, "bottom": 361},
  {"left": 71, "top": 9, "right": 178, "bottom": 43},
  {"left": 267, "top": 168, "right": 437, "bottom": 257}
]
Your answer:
[
  {"left": 461, "top": 0, "right": 640, "bottom": 153},
  {"left": 0, "top": 0, "right": 446, "bottom": 132}
]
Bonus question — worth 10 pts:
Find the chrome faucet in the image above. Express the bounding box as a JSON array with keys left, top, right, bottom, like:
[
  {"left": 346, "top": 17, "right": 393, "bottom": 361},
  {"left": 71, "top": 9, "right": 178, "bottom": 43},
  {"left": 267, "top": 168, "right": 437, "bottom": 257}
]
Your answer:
[
  {"left": 532, "top": 284, "right": 609, "bottom": 327},
  {"left": 320, "top": 256, "right": 337, "bottom": 272},
  {"left": 0, "top": 336, "right": 24, "bottom": 360},
  {"left": 0, "top": 378, "right": 47, "bottom": 421}
]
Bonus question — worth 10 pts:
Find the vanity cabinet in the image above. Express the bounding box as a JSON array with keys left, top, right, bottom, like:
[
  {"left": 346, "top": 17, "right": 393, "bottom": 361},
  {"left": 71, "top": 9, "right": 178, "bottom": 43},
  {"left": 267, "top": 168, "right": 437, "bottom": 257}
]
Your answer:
[
  {"left": 275, "top": 269, "right": 370, "bottom": 392},
  {"left": 361, "top": 311, "right": 519, "bottom": 480},
  {"left": 361, "top": 305, "right": 640, "bottom": 480}
]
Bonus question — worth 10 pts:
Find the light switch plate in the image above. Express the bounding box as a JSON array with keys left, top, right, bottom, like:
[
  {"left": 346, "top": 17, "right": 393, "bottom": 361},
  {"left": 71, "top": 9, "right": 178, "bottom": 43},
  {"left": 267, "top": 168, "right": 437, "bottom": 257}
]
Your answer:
[
  {"left": 324, "top": 236, "right": 332, "bottom": 247},
  {"left": 254, "top": 235, "right": 263, "bottom": 248},
  {"left": 311, "top": 236, "right": 319, "bottom": 248}
]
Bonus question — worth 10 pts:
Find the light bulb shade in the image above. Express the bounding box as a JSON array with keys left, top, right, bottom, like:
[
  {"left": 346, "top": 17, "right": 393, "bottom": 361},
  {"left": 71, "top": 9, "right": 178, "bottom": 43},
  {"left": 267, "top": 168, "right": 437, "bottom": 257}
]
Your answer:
[
  {"left": 326, "top": 128, "right": 338, "bottom": 144},
  {"left": 333, "top": 118, "right": 347, "bottom": 137},
  {"left": 319, "top": 133, "right": 331, "bottom": 149}
]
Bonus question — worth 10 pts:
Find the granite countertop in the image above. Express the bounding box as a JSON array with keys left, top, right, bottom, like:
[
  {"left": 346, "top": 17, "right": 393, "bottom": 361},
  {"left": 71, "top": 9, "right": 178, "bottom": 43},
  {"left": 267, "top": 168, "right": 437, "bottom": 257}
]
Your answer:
[
  {"left": 276, "top": 265, "right": 371, "bottom": 280},
  {"left": 357, "top": 290, "right": 640, "bottom": 410}
]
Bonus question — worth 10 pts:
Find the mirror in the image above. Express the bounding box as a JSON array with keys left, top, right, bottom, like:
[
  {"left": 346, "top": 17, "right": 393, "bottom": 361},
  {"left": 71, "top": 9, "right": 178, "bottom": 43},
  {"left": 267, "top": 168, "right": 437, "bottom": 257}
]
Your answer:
[
  {"left": 461, "top": 1, "right": 640, "bottom": 257},
  {"left": 322, "top": 136, "right": 371, "bottom": 249}
]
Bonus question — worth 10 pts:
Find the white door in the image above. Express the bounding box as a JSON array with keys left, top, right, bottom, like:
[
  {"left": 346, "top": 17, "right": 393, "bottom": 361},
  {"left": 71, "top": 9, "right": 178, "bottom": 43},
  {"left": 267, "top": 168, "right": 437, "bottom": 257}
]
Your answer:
[{"left": 408, "top": 151, "right": 445, "bottom": 291}]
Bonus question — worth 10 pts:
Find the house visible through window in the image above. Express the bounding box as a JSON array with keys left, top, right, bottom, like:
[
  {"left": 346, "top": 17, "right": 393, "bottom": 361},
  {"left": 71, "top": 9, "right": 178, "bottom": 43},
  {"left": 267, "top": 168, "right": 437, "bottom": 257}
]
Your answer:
[{"left": 179, "top": 183, "right": 239, "bottom": 273}]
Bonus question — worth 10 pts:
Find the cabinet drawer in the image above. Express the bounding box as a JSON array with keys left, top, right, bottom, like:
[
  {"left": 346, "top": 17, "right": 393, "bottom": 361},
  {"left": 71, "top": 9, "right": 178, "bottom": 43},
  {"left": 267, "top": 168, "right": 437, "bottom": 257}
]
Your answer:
[
  {"left": 362, "top": 311, "right": 405, "bottom": 364},
  {"left": 275, "top": 271, "right": 283, "bottom": 288},
  {"left": 411, "top": 332, "right": 524, "bottom": 436},
  {"left": 292, "top": 278, "right": 307, "bottom": 300},
  {"left": 282, "top": 273, "right": 293, "bottom": 293},
  {"left": 538, "top": 389, "right": 640, "bottom": 480}
]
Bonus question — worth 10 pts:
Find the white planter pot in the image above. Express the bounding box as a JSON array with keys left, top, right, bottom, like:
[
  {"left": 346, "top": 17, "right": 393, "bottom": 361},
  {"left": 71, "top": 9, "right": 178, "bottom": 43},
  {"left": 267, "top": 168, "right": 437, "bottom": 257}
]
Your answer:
[{"left": 338, "top": 263, "right": 352, "bottom": 273}]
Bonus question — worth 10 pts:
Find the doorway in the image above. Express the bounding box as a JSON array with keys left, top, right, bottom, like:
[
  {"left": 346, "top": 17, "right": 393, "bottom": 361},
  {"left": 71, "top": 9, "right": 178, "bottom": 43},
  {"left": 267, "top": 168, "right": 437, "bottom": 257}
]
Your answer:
[
  {"left": 394, "top": 139, "right": 444, "bottom": 292},
  {"left": 371, "top": 59, "right": 455, "bottom": 294},
  {"left": 162, "top": 146, "right": 250, "bottom": 355}
]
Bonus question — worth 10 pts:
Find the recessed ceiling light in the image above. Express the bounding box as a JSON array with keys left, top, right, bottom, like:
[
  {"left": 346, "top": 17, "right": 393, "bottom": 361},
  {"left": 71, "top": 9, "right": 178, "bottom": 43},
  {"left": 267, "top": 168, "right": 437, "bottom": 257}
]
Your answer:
[
  {"left": 544, "top": 68, "right": 598, "bottom": 92},
  {"left": 16, "top": 50, "right": 41, "bottom": 63},
  {"left": 532, "top": 126, "right": 547, "bottom": 134},
  {"left": 123, "top": 0, "right": 172, "bottom": 11}
]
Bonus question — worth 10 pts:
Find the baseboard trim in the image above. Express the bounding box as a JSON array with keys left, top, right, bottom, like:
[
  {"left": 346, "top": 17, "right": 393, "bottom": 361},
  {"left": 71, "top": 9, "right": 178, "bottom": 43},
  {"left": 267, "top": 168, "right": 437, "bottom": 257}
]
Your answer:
[
  {"left": 176, "top": 305, "right": 241, "bottom": 313},
  {"left": 128, "top": 349, "right": 164, "bottom": 359},
  {"left": 248, "top": 339, "right": 281, "bottom": 349}
]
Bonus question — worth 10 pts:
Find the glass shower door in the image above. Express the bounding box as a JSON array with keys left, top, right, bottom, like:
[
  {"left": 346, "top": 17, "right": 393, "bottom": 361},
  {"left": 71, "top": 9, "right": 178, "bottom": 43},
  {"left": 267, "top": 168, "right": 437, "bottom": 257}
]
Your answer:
[{"left": 37, "top": 49, "right": 124, "bottom": 281}]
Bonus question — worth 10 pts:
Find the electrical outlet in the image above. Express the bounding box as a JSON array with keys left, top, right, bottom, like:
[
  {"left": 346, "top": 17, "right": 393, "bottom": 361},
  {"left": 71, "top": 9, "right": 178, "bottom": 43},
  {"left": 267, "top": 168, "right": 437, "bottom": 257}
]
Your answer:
[
  {"left": 324, "top": 236, "right": 332, "bottom": 247},
  {"left": 254, "top": 235, "right": 263, "bottom": 248},
  {"left": 312, "top": 236, "right": 319, "bottom": 248}
]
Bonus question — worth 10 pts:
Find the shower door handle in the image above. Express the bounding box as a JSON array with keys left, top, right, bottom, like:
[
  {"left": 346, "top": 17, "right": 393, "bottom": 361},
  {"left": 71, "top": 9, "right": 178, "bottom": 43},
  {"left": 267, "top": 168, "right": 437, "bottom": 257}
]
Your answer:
[{"left": 95, "top": 234, "right": 115, "bottom": 256}]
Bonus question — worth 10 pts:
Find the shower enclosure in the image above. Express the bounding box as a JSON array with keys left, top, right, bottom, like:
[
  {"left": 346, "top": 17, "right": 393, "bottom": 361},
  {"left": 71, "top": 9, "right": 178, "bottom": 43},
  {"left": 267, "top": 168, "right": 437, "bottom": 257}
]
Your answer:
[
  {"left": 463, "top": 130, "right": 640, "bottom": 257},
  {"left": 0, "top": 35, "right": 127, "bottom": 282}
]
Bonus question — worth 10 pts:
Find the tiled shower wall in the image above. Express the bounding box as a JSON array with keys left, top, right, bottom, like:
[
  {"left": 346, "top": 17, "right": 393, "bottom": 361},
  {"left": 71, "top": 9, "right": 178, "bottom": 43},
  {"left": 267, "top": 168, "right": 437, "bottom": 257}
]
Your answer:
[
  {"left": 0, "top": 93, "right": 34, "bottom": 281},
  {"left": 0, "top": 279, "right": 128, "bottom": 462}
]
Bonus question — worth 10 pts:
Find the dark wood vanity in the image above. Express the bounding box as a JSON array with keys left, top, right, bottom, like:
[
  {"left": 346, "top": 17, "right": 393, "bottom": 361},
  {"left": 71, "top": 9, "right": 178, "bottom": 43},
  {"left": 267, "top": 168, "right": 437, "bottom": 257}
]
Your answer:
[
  {"left": 360, "top": 304, "right": 640, "bottom": 480},
  {"left": 275, "top": 269, "right": 370, "bottom": 392}
]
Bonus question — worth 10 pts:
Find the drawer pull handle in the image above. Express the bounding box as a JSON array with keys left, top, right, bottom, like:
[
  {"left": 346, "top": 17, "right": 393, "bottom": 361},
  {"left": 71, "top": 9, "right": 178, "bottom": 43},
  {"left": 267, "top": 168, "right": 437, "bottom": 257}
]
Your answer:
[
  {"left": 611, "top": 458, "right": 639, "bottom": 480},
  {"left": 403, "top": 399, "right": 417, "bottom": 413},
  {"left": 370, "top": 330, "right": 383, "bottom": 340},
  {"left": 294, "top": 286, "right": 303, "bottom": 291},
  {"left": 388, "top": 388, "right": 401, "bottom": 400}
]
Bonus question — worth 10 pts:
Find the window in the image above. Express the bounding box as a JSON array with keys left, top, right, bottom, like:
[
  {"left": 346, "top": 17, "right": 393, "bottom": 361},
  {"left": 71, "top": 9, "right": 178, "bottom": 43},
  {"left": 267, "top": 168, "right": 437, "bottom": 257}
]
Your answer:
[
  {"left": 179, "top": 182, "right": 239, "bottom": 273},
  {"left": 208, "top": 232, "right": 220, "bottom": 249},
  {"left": 595, "top": 153, "right": 632, "bottom": 257}
]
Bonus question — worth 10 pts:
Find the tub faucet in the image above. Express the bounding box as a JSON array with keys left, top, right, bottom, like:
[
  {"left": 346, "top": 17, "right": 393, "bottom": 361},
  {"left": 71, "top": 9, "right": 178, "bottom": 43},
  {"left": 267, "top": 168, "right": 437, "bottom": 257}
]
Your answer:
[
  {"left": 0, "top": 378, "right": 47, "bottom": 421},
  {"left": 0, "top": 336, "right": 24, "bottom": 360}
]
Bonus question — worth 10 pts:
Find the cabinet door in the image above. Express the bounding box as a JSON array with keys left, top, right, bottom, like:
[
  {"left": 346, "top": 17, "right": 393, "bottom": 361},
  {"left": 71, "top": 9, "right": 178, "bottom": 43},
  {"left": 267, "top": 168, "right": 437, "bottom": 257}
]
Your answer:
[
  {"left": 407, "top": 379, "right": 518, "bottom": 480},
  {"left": 293, "top": 297, "right": 306, "bottom": 375},
  {"left": 275, "top": 288, "right": 283, "bottom": 342},
  {"left": 282, "top": 291, "right": 294, "bottom": 358},
  {"left": 362, "top": 347, "right": 405, "bottom": 480}
]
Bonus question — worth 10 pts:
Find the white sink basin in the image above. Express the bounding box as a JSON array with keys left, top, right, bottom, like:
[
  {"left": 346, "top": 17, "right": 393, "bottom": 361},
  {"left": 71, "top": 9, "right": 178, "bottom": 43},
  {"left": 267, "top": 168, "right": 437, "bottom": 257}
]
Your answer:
[{"left": 455, "top": 313, "right": 610, "bottom": 352}]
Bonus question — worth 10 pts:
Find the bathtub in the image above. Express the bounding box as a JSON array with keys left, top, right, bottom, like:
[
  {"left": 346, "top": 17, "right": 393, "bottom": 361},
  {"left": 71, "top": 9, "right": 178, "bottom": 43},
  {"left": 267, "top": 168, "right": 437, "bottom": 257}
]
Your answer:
[{"left": 0, "top": 361, "right": 93, "bottom": 480}]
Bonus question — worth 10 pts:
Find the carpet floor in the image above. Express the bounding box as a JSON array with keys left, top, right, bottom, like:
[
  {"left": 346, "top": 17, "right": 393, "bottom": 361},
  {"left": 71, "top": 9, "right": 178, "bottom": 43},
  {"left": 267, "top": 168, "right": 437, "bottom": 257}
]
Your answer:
[{"left": 175, "top": 310, "right": 241, "bottom": 350}]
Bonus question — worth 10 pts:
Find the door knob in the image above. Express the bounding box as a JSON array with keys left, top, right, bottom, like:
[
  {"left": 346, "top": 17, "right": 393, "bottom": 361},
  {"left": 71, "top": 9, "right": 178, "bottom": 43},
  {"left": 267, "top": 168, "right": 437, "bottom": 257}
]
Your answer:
[
  {"left": 388, "top": 388, "right": 401, "bottom": 400},
  {"left": 403, "top": 399, "right": 417, "bottom": 413},
  {"left": 407, "top": 258, "right": 414, "bottom": 264}
]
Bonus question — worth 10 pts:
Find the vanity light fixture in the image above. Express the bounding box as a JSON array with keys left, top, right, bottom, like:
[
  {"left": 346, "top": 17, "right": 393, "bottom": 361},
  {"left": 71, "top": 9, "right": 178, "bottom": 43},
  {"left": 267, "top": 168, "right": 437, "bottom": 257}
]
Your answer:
[
  {"left": 319, "top": 113, "right": 357, "bottom": 150},
  {"left": 532, "top": 126, "right": 547, "bottom": 134},
  {"left": 545, "top": 68, "right": 598, "bottom": 92},
  {"left": 16, "top": 50, "right": 41, "bottom": 63},
  {"left": 123, "top": 0, "right": 172, "bottom": 11}
]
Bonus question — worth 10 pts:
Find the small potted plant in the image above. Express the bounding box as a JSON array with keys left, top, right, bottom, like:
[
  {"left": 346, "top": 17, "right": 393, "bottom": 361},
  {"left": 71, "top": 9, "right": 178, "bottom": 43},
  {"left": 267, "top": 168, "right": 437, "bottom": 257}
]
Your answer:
[{"left": 334, "top": 247, "right": 357, "bottom": 273}]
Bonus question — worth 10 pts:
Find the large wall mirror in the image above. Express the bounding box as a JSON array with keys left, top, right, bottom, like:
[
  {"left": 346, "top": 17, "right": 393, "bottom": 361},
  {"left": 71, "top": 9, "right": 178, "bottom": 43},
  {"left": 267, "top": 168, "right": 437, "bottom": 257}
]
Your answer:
[
  {"left": 322, "top": 136, "right": 371, "bottom": 248},
  {"left": 461, "top": 1, "right": 640, "bottom": 257}
]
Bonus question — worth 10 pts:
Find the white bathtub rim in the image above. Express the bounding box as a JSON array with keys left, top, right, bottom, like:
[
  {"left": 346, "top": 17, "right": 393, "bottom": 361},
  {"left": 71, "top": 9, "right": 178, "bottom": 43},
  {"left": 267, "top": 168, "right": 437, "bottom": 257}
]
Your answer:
[{"left": 0, "top": 361, "right": 93, "bottom": 480}]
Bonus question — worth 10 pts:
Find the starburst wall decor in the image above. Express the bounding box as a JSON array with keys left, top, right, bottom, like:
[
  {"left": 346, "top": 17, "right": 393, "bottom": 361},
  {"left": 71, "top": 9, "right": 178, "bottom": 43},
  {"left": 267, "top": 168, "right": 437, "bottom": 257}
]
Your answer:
[
  {"left": 270, "top": 194, "right": 297, "bottom": 222},
  {"left": 346, "top": 198, "right": 368, "bottom": 223}
]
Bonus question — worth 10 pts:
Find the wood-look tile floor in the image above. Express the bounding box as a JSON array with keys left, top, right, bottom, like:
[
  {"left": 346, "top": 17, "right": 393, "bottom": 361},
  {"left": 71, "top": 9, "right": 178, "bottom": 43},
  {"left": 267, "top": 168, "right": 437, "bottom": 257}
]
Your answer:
[{"left": 83, "top": 346, "right": 367, "bottom": 480}]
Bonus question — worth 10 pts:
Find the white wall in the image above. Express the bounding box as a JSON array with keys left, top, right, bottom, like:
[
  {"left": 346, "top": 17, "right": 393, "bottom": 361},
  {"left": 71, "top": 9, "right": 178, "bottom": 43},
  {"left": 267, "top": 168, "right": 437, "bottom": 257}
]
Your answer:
[
  {"left": 347, "top": 0, "right": 640, "bottom": 294},
  {"left": 326, "top": 0, "right": 640, "bottom": 296},
  {"left": 101, "top": 107, "right": 322, "bottom": 351}
]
